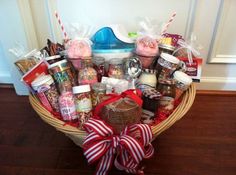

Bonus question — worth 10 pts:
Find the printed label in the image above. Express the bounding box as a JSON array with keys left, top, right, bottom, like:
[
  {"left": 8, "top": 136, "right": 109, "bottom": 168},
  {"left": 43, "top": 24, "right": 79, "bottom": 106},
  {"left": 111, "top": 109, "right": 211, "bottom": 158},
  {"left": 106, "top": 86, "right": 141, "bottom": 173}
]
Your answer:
[{"left": 60, "top": 105, "right": 77, "bottom": 120}]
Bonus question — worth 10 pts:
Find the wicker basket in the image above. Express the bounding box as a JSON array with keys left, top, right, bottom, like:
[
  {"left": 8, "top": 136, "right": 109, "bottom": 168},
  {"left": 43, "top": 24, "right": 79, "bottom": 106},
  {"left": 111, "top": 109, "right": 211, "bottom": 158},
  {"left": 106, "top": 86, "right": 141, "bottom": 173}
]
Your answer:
[{"left": 29, "top": 83, "right": 196, "bottom": 147}]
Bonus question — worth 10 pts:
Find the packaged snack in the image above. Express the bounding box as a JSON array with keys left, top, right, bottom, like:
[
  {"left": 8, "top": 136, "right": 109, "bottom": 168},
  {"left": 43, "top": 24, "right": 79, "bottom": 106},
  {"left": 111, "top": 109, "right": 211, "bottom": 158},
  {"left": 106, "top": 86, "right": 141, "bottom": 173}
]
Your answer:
[
  {"left": 178, "top": 57, "right": 202, "bottom": 82},
  {"left": 21, "top": 60, "right": 49, "bottom": 92}
]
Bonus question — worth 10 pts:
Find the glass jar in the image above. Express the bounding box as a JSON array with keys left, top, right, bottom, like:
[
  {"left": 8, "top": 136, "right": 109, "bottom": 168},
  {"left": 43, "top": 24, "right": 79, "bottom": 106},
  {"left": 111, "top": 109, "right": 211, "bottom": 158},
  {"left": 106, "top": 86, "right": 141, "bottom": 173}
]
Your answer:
[
  {"left": 58, "top": 81, "right": 78, "bottom": 122},
  {"left": 173, "top": 71, "right": 192, "bottom": 100},
  {"left": 78, "top": 59, "right": 98, "bottom": 85},
  {"left": 48, "top": 59, "right": 76, "bottom": 87},
  {"left": 141, "top": 88, "right": 162, "bottom": 124},
  {"left": 108, "top": 58, "right": 124, "bottom": 79},
  {"left": 156, "top": 53, "right": 180, "bottom": 82},
  {"left": 137, "top": 69, "right": 157, "bottom": 91},
  {"left": 158, "top": 43, "right": 175, "bottom": 55},
  {"left": 91, "top": 83, "right": 106, "bottom": 108},
  {"left": 31, "top": 75, "right": 60, "bottom": 114},
  {"left": 73, "top": 85, "right": 92, "bottom": 128},
  {"left": 157, "top": 80, "right": 176, "bottom": 115},
  {"left": 92, "top": 57, "right": 107, "bottom": 82}
]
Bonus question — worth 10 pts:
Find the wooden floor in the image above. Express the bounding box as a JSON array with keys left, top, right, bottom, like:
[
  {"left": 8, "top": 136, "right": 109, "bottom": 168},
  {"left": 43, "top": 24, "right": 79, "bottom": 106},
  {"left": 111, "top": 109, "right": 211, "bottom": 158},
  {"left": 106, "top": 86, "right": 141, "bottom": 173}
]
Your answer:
[{"left": 0, "top": 88, "right": 235, "bottom": 175}]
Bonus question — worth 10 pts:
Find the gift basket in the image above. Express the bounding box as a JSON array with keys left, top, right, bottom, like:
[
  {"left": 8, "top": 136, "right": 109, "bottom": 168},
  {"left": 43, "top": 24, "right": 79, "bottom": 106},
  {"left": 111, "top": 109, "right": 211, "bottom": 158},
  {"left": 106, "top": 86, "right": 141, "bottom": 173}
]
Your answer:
[{"left": 12, "top": 12, "right": 201, "bottom": 175}]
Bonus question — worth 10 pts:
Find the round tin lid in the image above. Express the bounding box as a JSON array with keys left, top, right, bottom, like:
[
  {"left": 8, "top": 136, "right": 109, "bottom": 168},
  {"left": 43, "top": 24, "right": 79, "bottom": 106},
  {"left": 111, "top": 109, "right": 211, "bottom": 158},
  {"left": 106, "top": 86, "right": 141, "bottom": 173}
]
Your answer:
[
  {"left": 173, "top": 71, "right": 192, "bottom": 85},
  {"left": 160, "top": 53, "right": 180, "bottom": 64}
]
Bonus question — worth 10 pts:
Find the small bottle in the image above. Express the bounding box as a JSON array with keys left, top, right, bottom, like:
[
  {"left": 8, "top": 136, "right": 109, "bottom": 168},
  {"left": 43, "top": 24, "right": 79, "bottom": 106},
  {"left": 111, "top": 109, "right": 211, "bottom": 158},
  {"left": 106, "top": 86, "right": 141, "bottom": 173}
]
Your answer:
[
  {"left": 157, "top": 80, "right": 176, "bottom": 115},
  {"left": 92, "top": 57, "right": 107, "bottom": 82},
  {"left": 78, "top": 59, "right": 98, "bottom": 85},
  {"left": 58, "top": 81, "right": 78, "bottom": 122},
  {"left": 108, "top": 58, "right": 124, "bottom": 79},
  {"left": 73, "top": 85, "right": 93, "bottom": 128},
  {"left": 91, "top": 83, "right": 106, "bottom": 108}
]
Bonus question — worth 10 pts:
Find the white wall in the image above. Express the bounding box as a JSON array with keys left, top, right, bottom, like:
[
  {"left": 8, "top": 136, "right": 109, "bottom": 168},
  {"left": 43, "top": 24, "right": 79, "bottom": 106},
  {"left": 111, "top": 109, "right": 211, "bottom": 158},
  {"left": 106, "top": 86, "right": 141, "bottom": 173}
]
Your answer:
[
  {"left": 1, "top": 0, "right": 236, "bottom": 93},
  {"left": 0, "top": 0, "right": 28, "bottom": 94}
]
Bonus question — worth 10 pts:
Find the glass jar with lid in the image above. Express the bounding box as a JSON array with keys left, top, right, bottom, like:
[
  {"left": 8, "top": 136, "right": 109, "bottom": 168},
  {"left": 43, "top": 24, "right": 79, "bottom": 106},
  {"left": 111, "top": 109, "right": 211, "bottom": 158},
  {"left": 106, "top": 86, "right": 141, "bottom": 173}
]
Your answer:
[
  {"left": 58, "top": 81, "right": 78, "bottom": 123},
  {"left": 91, "top": 82, "right": 106, "bottom": 108},
  {"left": 158, "top": 43, "right": 176, "bottom": 55},
  {"left": 92, "top": 57, "right": 107, "bottom": 82},
  {"left": 78, "top": 59, "right": 98, "bottom": 85},
  {"left": 108, "top": 58, "right": 124, "bottom": 79},
  {"left": 73, "top": 85, "right": 92, "bottom": 128},
  {"left": 157, "top": 79, "right": 176, "bottom": 115}
]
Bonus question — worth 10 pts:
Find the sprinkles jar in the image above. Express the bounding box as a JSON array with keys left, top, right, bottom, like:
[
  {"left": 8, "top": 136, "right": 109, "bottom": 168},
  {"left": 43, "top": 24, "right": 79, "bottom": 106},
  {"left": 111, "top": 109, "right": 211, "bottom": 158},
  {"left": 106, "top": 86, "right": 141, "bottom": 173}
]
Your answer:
[
  {"left": 91, "top": 83, "right": 106, "bottom": 108},
  {"left": 48, "top": 59, "right": 76, "bottom": 87},
  {"left": 58, "top": 82, "right": 78, "bottom": 122},
  {"left": 31, "top": 75, "right": 60, "bottom": 113},
  {"left": 78, "top": 59, "right": 98, "bottom": 85},
  {"left": 108, "top": 58, "right": 124, "bottom": 79}
]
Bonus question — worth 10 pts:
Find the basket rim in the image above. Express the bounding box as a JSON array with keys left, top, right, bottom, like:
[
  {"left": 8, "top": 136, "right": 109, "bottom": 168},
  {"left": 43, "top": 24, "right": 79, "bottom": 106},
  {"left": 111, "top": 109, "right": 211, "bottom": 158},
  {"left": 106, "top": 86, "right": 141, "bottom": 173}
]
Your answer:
[{"left": 29, "top": 83, "right": 196, "bottom": 146}]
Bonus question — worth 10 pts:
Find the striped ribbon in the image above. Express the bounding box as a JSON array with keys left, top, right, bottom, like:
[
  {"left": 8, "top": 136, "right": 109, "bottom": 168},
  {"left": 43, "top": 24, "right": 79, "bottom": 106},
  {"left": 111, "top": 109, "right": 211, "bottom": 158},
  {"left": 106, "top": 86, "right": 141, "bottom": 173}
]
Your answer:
[{"left": 83, "top": 118, "right": 154, "bottom": 175}]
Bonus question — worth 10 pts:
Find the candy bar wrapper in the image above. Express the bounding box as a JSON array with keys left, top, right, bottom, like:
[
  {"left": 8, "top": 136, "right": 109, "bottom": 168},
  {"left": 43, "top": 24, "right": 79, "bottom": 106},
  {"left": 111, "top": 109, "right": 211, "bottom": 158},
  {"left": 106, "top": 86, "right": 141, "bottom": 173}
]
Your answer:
[
  {"left": 101, "top": 77, "right": 129, "bottom": 94},
  {"left": 21, "top": 60, "right": 49, "bottom": 93},
  {"left": 178, "top": 57, "right": 203, "bottom": 82},
  {"left": 162, "top": 33, "right": 183, "bottom": 47}
]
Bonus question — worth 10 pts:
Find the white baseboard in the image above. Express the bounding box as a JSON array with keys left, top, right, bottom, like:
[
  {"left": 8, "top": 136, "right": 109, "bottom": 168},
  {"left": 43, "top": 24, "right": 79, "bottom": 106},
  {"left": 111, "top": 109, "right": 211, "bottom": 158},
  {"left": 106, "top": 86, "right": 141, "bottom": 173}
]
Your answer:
[
  {"left": 0, "top": 72, "right": 13, "bottom": 84},
  {"left": 196, "top": 77, "right": 236, "bottom": 91}
]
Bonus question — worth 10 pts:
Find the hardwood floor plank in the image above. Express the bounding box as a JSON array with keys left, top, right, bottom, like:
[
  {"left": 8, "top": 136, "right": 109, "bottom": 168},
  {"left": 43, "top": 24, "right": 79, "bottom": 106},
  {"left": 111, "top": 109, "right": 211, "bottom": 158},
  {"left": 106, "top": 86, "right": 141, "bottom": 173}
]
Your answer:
[{"left": 0, "top": 88, "right": 236, "bottom": 175}]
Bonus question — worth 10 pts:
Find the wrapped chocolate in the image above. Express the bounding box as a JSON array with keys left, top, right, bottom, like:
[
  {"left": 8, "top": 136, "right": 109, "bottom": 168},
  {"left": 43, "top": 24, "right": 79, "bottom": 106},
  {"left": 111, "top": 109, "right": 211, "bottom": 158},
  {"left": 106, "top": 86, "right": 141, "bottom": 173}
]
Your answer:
[{"left": 94, "top": 90, "right": 143, "bottom": 134}]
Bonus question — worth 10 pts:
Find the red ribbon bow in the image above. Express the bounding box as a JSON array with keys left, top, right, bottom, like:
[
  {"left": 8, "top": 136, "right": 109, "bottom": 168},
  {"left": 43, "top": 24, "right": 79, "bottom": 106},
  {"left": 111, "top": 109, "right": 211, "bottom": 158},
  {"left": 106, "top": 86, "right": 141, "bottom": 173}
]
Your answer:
[
  {"left": 93, "top": 89, "right": 143, "bottom": 117},
  {"left": 83, "top": 118, "right": 154, "bottom": 175}
]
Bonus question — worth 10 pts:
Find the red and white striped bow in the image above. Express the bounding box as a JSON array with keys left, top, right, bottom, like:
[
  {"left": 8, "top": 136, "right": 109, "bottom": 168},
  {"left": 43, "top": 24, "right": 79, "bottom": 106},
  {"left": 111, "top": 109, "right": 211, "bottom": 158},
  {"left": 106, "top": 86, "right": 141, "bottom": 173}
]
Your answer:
[{"left": 83, "top": 118, "right": 154, "bottom": 175}]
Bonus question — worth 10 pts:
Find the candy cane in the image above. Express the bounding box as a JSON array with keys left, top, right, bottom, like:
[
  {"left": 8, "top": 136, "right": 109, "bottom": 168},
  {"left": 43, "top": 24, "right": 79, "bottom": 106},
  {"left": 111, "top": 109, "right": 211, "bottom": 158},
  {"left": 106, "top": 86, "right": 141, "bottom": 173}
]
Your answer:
[
  {"left": 161, "top": 12, "right": 177, "bottom": 36},
  {"left": 55, "top": 11, "right": 68, "bottom": 40}
]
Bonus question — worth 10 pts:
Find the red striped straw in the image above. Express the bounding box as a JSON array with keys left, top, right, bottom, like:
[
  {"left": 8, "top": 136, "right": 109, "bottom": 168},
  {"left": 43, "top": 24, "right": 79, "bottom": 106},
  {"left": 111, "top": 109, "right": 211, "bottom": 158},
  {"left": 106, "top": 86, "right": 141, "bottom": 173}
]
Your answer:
[
  {"left": 161, "top": 12, "right": 177, "bottom": 36},
  {"left": 55, "top": 11, "right": 68, "bottom": 40}
]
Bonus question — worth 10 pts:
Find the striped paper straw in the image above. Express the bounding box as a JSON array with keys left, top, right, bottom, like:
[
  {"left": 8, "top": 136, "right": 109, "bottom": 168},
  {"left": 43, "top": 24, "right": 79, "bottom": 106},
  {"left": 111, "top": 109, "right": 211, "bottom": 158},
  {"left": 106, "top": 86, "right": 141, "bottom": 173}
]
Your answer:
[
  {"left": 161, "top": 12, "right": 177, "bottom": 36},
  {"left": 55, "top": 11, "right": 68, "bottom": 40}
]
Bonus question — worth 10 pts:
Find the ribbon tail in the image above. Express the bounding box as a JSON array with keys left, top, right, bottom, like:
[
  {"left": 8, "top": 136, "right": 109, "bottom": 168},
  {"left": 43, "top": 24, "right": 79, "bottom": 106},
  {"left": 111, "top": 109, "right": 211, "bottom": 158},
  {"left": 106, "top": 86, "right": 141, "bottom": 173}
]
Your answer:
[
  {"left": 96, "top": 148, "right": 115, "bottom": 175},
  {"left": 187, "top": 49, "right": 193, "bottom": 65}
]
